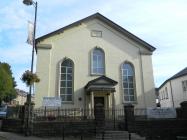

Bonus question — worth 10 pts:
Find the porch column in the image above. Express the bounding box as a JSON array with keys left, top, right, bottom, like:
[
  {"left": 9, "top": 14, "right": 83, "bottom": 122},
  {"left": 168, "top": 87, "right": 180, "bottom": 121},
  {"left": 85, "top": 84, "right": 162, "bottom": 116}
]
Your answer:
[
  {"left": 107, "top": 94, "right": 110, "bottom": 110},
  {"left": 90, "top": 91, "right": 94, "bottom": 116},
  {"left": 112, "top": 92, "right": 115, "bottom": 110}
]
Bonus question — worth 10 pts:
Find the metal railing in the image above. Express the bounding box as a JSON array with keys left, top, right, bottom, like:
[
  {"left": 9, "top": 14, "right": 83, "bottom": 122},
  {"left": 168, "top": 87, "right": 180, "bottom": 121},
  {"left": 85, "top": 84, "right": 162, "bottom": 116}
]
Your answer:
[{"left": 32, "top": 107, "right": 125, "bottom": 121}]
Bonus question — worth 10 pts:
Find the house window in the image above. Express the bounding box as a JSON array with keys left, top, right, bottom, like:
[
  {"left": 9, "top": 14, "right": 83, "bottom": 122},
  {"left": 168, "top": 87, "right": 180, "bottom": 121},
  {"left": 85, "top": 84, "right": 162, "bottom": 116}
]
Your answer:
[
  {"left": 122, "top": 62, "right": 136, "bottom": 102},
  {"left": 91, "top": 48, "right": 105, "bottom": 75},
  {"left": 60, "top": 59, "right": 73, "bottom": 102},
  {"left": 182, "top": 80, "right": 187, "bottom": 92}
]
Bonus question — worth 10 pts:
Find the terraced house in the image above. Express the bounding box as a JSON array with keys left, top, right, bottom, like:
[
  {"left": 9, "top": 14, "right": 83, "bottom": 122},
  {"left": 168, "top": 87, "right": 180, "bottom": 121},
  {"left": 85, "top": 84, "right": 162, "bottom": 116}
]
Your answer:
[{"left": 35, "top": 13, "right": 156, "bottom": 110}]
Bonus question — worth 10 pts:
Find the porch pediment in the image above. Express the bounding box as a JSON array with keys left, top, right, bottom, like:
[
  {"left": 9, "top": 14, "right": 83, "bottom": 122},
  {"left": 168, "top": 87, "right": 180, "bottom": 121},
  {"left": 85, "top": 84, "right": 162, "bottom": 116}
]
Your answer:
[{"left": 85, "top": 76, "right": 118, "bottom": 92}]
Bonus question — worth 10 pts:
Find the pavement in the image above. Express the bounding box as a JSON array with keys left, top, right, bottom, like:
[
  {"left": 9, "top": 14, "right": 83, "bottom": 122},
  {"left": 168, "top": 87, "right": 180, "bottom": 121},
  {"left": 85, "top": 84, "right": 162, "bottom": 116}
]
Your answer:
[
  {"left": 0, "top": 131, "right": 145, "bottom": 140},
  {"left": 0, "top": 131, "right": 95, "bottom": 140}
]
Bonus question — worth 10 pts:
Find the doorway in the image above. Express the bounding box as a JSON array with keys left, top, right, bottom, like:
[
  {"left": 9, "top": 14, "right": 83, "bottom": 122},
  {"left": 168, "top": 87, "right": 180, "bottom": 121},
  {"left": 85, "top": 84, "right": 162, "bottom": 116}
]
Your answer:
[{"left": 94, "top": 97, "right": 104, "bottom": 108}]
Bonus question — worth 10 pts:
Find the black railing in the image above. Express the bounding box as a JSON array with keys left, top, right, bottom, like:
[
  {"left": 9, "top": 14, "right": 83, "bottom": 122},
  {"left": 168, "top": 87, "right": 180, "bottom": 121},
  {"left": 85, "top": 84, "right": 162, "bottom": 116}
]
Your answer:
[{"left": 32, "top": 107, "right": 124, "bottom": 121}]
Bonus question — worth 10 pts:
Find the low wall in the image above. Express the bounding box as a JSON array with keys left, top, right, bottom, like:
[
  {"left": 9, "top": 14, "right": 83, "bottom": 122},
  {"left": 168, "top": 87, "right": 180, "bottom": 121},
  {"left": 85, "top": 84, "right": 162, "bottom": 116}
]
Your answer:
[
  {"left": 2, "top": 119, "right": 23, "bottom": 133},
  {"left": 133, "top": 119, "right": 187, "bottom": 139},
  {"left": 32, "top": 120, "right": 95, "bottom": 136}
]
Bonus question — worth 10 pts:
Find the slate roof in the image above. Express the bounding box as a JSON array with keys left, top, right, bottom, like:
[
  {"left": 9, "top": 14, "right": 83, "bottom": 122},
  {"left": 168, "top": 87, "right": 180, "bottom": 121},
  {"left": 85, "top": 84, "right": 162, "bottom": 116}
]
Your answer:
[
  {"left": 36, "top": 13, "right": 156, "bottom": 52},
  {"left": 159, "top": 67, "right": 187, "bottom": 89}
]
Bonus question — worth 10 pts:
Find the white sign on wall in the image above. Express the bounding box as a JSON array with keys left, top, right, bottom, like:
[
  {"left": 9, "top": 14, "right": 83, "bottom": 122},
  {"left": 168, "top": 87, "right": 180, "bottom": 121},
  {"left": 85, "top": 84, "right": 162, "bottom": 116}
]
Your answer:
[
  {"left": 42, "top": 97, "right": 61, "bottom": 107},
  {"left": 147, "top": 108, "right": 176, "bottom": 119}
]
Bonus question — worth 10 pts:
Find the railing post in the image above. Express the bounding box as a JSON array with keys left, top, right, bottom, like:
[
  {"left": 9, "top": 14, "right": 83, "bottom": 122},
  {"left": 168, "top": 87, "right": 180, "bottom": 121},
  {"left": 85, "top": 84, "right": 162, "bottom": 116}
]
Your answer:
[
  {"left": 95, "top": 103, "right": 105, "bottom": 134},
  {"left": 24, "top": 102, "right": 35, "bottom": 136},
  {"left": 124, "top": 104, "right": 134, "bottom": 131},
  {"left": 44, "top": 106, "right": 46, "bottom": 118}
]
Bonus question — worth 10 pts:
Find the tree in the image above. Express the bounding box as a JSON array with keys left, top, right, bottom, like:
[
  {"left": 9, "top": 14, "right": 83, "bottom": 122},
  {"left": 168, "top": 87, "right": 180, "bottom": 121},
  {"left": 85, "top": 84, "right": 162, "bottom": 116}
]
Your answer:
[{"left": 0, "top": 62, "right": 17, "bottom": 105}]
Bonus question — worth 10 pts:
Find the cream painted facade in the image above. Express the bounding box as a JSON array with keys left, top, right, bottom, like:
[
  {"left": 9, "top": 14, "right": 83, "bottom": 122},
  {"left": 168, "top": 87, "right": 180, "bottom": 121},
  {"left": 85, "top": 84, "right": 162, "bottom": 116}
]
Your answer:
[
  {"left": 159, "top": 75, "right": 187, "bottom": 108},
  {"left": 35, "top": 13, "right": 156, "bottom": 109}
]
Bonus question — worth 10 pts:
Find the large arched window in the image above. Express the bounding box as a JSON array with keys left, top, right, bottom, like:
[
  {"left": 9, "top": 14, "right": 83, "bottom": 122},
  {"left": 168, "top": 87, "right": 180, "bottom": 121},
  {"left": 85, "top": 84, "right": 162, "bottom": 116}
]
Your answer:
[
  {"left": 122, "top": 62, "right": 136, "bottom": 102},
  {"left": 60, "top": 58, "right": 74, "bottom": 102},
  {"left": 91, "top": 48, "right": 105, "bottom": 75}
]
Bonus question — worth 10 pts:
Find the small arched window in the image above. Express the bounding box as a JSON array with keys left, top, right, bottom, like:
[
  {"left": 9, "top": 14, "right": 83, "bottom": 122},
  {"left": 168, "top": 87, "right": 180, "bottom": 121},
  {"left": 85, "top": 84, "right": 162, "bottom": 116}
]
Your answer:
[
  {"left": 91, "top": 48, "right": 105, "bottom": 75},
  {"left": 60, "top": 58, "right": 74, "bottom": 102},
  {"left": 122, "top": 62, "right": 136, "bottom": 102}
]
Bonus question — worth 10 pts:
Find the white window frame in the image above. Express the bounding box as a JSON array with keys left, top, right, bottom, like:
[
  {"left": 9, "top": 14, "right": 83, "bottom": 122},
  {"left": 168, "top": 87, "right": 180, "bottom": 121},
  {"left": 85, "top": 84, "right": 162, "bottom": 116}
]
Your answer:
[
  {"left": 91, "top": 47, "right": 105, "bottom": 75},
  {"left": 121, "top": 62, "right": 137, "bottom": 103},
  {"left": 59, "top": 58, "right": 74, "bottom": 103}
]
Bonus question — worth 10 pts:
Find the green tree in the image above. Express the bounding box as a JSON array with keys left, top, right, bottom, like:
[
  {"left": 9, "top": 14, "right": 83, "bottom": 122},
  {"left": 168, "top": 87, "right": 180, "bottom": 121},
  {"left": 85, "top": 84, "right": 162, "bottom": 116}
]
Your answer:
[{"left": 0, "top": 62, "right": 17, "bottom": 105}]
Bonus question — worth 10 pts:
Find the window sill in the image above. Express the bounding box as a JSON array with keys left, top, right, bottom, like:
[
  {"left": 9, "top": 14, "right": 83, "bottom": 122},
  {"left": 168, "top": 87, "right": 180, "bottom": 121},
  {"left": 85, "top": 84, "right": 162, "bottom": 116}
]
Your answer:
[
  {"left": 123, "top": 101, "right": 138, "bottom": 105},
  {"left": 61, "top": 101, "right": 74, "bottom": 104},
  {"left": 90, "top": 73, "right": 105, "bottom": 76}
]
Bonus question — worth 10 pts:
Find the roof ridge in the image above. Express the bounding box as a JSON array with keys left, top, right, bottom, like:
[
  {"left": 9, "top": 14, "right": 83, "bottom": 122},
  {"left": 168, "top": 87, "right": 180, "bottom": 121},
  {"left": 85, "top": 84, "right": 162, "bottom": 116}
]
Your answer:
[{"left": 36, "top": 13, "right": 156, "bottom": 52}]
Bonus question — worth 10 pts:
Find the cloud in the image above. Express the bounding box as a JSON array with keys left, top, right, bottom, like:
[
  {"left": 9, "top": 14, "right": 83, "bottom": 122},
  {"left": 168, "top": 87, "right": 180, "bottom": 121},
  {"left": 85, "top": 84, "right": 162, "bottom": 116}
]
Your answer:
[{"left": 1, "top": 0, "right": 187, "bottom": 91}]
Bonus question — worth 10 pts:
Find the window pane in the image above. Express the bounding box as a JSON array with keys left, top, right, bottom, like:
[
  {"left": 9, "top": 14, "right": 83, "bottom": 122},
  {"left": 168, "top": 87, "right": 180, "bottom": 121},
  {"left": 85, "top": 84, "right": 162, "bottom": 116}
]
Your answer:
[
  {"left": 129, "top": 83, "right": 134, "bottom": 88},
  {"left": 124, "top": 96, "right": 129, "bottom": 101},
  {"left": 123, "top": 77, "right": 128, "bottom": 82},
  {"left": 67, "top": 88, "right": 72, "bottom": 94},
  {"left": 130, "top": 96, "right": 135, "bottom": 101},
  {"left": 60, "top": 88, "right": 65, "bottom": 95},
  {"left": 61, "top": 67, "right": 66, "bottom": 73},
  {"left": 61, "top": 95, "right": 65, "bottom": 101},
  {"left": 61, "top": 74, "right": 66, "bottom": 80},
  {"left": 128, "top": 76, "right": 133, "bottom": 83},
  {"left": 67, "top": 95, "right": 72, "bottom": 101},
  {"left": 123, "top": 83, "right": 128, "bottom": 88},
  {"left": 123, "top": 69, "right": 128, "bottom": 76},
  {"left": 62, "top": 60, "right": 72, "bottom": 67},
  {"left": 129, "top": 89, "right": 134, "bottom": 95},
  {"left": 93, "top": 60, "right": 97, "bottom": 68},
  {"left": 124, "top": 89, "right": 128, "bottom": 95},
  {"left": 60, "top": 81, "right": 66, "bottom": 87},
  {"left": 67, "top": 68, "right": 72, "bottom": 73},
  {"left": 67, "top": 74, "right": 72, "bottom": 80},
  {"left": 98, "top": 68, "right": 104, "bottom": 74},
  {"left": 93, "top": 55, "right": 97, "bottom": 61},
  {"left": 93, "top": 68, "right": 97, "bottom": 73},
  {"left": 67, "top": 81, "right": 72, "bottom": 87}
]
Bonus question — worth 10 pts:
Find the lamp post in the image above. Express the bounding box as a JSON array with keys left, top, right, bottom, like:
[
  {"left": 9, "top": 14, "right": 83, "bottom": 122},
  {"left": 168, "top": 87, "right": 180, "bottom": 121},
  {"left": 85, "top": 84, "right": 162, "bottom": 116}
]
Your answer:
[{"left": 23, "top": 0, "right": 37, "bottom": 136}]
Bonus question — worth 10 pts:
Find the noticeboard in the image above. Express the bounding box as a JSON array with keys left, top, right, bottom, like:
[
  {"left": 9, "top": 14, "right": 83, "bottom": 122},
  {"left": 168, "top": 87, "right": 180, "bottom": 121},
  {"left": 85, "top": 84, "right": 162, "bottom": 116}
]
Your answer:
[
  {"left": 42, "top": 97, "right": 61, "bottom": 107},
  {"left": 147, "top": 108, "right": 176, "bottom": 119}
]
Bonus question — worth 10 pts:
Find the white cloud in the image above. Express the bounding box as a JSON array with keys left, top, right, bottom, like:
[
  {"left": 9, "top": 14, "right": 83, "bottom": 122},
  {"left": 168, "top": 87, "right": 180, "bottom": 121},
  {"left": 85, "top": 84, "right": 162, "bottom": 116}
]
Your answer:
[{"left": 1, "top": 0, "right": 187, "bottom": 90}]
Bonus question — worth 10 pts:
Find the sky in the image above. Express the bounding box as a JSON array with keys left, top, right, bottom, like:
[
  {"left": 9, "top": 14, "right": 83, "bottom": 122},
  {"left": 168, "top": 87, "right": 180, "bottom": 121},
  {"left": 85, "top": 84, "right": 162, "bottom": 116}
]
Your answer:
[{"left": 0, "top": 0, "right": 187, "bottom": 92}]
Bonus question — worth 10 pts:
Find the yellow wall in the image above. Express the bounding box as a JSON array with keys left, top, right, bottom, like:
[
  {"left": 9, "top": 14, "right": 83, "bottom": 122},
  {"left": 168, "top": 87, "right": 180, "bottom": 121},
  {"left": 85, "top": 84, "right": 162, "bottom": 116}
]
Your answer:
[{"left": 35, "top": 19, "right": 156, "bottom": 108}]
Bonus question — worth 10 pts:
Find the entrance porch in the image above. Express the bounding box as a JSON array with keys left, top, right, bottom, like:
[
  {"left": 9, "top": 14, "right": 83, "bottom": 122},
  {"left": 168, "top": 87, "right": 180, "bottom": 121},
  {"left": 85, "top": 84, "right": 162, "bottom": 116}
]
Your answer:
[{"left": 84, "top": 76, "right": 118, "bottom": 115}]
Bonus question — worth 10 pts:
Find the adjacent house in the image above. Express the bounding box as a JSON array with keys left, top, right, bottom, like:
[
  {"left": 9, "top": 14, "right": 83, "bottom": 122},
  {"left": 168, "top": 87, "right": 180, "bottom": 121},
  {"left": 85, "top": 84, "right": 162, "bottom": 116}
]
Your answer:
[
  {"left": 35, "top": 13, "right": 156, "bottom": 109},
  {"left": 10, "top": 89, "right": 34, "bottom": 105},
  {"left": 158, "top": 67, "right": 187, "bottom": 107}
]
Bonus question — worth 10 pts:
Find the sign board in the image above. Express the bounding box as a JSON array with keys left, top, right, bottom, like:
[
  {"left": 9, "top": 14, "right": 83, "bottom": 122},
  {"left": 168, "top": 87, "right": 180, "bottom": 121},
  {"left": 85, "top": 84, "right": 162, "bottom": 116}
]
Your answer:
[
  {"left": 42, "top": 97, "right": 61, "bottom": 107},
  {"left": 147, "top": 108, "right": 176, "bottom": 119}
]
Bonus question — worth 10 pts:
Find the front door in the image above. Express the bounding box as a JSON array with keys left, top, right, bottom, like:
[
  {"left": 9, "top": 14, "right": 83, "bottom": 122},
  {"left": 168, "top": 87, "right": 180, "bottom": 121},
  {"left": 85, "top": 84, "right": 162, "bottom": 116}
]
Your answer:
[{"left": 94, "top": 97, "right": 104, "bottom": 108}]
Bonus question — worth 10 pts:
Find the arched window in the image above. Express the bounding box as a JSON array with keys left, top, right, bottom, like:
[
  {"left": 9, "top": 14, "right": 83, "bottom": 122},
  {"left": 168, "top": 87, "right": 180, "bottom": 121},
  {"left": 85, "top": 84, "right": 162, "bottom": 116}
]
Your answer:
[
  {"left": 91, "top": 48, "right": 105, "bottom": 75},
  {"left": 60, "top": 58, "right": 73, "bottom": 102},
  {"left": 122, "top": 62, "right": 136, "bottom": 102}
]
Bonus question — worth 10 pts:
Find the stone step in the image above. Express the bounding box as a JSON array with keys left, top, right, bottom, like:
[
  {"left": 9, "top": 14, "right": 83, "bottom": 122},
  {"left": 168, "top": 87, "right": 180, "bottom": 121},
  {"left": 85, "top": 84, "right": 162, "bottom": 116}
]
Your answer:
[{"left": 95, "top": 131, "right": 145, "bottom": 140}]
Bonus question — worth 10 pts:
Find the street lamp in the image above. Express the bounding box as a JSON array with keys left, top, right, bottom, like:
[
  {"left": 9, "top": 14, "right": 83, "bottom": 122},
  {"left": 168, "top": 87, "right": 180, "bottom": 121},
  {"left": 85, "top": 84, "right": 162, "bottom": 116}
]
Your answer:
[{"left": 23, "top": 0, "right": 37, "bottom": 136}]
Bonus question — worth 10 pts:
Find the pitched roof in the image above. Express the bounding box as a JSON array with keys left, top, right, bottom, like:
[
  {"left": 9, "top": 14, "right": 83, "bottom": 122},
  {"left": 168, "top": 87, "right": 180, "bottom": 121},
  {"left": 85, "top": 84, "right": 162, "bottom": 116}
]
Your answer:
[
  {"left": 85, "top": 75, "right": 118, "bottom": 90},
  {"left": 159, "top": 67, "right": 187, "bottom": 89},
  {"left": 36, "top": 13, "right": 156, "bottom": 52}
]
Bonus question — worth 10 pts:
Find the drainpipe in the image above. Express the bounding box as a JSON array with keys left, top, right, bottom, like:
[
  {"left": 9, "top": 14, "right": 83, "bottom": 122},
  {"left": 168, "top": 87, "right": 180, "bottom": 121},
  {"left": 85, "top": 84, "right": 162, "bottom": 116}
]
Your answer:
[{"left": 169, "top": 81, "right": 175, "bottom": 107}]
